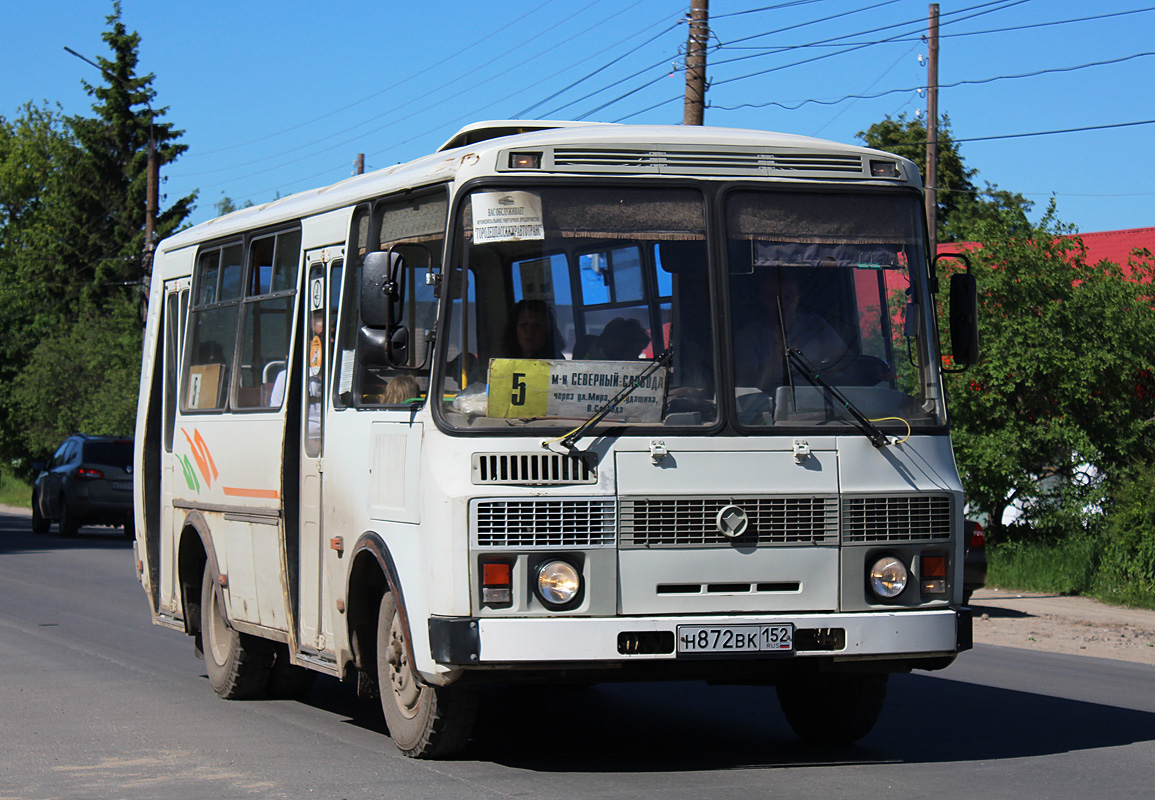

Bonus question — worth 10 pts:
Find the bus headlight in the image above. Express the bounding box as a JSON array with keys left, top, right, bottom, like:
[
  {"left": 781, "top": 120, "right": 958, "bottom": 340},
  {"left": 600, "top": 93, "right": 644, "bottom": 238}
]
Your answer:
[
  {"left": 868, "top": 555, "right": 908, "bottom": 599},
  {"left": 536, "top": 560, "right": 581, "bottom": 608}
]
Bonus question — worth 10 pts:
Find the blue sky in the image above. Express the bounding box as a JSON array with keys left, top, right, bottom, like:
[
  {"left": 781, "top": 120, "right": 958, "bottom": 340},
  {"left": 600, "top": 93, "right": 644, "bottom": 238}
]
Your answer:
[{"left": 4, "top": 0, "right": 1153, "bottom": 234}]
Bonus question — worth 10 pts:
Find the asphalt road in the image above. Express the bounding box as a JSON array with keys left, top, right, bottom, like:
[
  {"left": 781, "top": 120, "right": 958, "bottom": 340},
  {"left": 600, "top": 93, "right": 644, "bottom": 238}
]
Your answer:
[{"left": 2, "top": 509, "right": 1153, "bottom": 800}]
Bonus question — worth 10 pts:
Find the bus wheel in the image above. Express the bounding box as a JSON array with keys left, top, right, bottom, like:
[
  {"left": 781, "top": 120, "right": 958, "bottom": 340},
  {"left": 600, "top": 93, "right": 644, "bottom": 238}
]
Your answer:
[
  {"left": 776, "top": 671, "right": 888, "bottom": 745},
  {"left": 200, "top": 567, "right": 273, "bottom": 700},
  {"left": 376, "top": 592, "right": 478, "bottom": 758},
  {"left": 267, "top": 642, "right": 316, "bottom": 699}
]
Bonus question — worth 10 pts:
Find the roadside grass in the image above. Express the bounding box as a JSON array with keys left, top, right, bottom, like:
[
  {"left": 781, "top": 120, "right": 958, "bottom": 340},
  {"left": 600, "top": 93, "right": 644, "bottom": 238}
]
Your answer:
[
  {"left": 987, "top": 536, "right": 1155, "bottom": 611},
  {"left": 0, "top": 471, "right": 30, "bottom": 509}
]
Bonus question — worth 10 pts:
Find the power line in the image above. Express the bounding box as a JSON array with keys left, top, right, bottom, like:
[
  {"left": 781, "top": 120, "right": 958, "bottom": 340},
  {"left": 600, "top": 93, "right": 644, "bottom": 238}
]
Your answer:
[
  {"left": 710, "top": 0, "right": 1028, "bottom": 80},
  {"left": 712, "top": 1, "right": 828, "bottom": 20},
  {"left": 513, "top": 17, "right": 681, "bottom": 118},
  {"left": 176, "top": 2, "right": 675, "bottom": 190},
  {"left": 709, "top": 51, "right": 1155, "bottom": 112},
  {"left": 954, "top": 118, "right": 1155, "bottom": 144},
  {"left": 182, "top": 0, "right": 565, "bottom": 159},
  {"left": 176, "top": 0, "right": 613, "bottom": 177}
]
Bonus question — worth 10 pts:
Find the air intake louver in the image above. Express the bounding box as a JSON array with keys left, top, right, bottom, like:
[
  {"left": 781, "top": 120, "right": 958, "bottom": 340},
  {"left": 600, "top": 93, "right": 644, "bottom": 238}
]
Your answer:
[
  {"left": 842, "top": 495, "right": 952, "bottom": 543},
  {"left": 472, "top": 452, "right": 596, "bottom": 486},
  {"left": 550, "top": 147, "right": 864, "bottom": 176},
  {"left": 619, "top": 496, "right": 839, "bottom": 548},
  {"left": 473, "top": 499, "right": 616, "bottom": 548}
]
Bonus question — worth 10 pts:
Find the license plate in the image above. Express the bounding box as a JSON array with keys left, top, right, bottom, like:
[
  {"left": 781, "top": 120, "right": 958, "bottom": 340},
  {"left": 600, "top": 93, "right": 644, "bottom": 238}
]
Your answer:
[
  {"left": 112, "top": 481, "right": 132, "bottom": 492},
  {"left": 676, "top": 623, "right": 794, "bottom": 656}
]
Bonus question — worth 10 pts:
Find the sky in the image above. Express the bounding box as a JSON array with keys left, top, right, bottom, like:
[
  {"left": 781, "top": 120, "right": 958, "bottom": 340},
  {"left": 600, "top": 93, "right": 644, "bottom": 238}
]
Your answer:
[{"left": 4, "top": 0, "right": 1154, "bottom": 234}]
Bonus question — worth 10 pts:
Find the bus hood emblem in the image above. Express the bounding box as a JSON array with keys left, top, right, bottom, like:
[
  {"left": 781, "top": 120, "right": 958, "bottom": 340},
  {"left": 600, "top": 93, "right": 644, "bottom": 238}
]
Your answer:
[{"left": 716, "top": 505, "right": 749, "bottom": 538}]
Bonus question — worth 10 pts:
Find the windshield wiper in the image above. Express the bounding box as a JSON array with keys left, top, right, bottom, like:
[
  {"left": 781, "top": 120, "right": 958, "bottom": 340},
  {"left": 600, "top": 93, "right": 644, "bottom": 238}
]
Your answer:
[
  {"left": 775, "top": 300, "right": 889, "bottom": 448},
  {"left": 551, "top": 347, "right": 673, "bottom": 451},
  {"left": 784, "top": 347, "right": 891, "bottom": 447}
]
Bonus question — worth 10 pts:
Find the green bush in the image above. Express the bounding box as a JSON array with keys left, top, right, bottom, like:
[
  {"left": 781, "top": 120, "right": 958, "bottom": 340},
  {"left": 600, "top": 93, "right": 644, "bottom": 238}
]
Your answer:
[{"left": 1093, "top": 470, "right": 1155, "bottom": 606}]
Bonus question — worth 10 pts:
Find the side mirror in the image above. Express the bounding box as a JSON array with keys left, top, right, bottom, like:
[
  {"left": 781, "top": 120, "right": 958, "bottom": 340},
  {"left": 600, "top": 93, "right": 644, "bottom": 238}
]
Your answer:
[
  {"left": 361, "top": 251, "right": 404, "bottom": 330},
  {"left": 949, "top": 272, "right": 980, "bottom": 367},
  {"left": 32, "top": 460, "right": 46, "bottom": 473}
]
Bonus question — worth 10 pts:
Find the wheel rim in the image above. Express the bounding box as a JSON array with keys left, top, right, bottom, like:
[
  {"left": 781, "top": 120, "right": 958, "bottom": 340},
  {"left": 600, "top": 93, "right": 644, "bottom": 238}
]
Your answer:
[
  {"left": 206, "top": 583, "right": 233, "bottom": 666},
  {"left": 386, "top": 612, "right": 423, "bottom": 719}
]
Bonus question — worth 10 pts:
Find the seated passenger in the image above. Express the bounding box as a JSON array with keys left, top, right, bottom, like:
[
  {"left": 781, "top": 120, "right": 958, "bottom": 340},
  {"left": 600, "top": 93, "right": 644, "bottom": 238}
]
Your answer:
[
  {"left": 383, "top": 374, "right": 420, "bottom": 404},
  {"left": 584, "top": 317, "right": 651, "bottom": 361},
  {"left": 503, "top": 299, "right": 561, "bottom": 359}
]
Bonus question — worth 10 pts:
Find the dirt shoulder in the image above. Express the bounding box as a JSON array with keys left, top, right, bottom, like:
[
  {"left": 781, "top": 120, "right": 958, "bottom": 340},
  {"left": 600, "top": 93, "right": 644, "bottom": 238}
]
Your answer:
[{"left": 969, "top": 588, "right": 1155, "bottom": 666}]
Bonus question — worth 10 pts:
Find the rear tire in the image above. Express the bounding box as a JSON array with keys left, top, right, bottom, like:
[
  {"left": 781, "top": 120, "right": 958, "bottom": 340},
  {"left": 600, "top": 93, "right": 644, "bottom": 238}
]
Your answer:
[
  {"left": 31, "top": 493, "right": 49, "bottom": 534},
  {"left": 200, "top": 567, "right": 273, "bottom": 699},
  {"left": 377, "top": 592, "right": 477, "bottom": 758},
  {"left": 777, "top": 671, "right": 888, "bottom": 745},
  {"left": 59, "top": 500, "right": 79, "bottom": 537}
]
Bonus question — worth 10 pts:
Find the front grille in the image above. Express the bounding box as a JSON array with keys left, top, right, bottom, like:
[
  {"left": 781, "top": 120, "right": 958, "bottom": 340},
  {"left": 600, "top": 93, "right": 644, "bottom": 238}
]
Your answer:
[
  {"left": 472, "top": 452, "right": 596, "bottom": 486},
  {"left": 549, "top": 147, "right": 865, "bottom": 177},
  {"left": 842, "top": 495, "right": 952, "bottom": 543},
  {"left": 619, "top": 496, "right": 839, "bottom": 548},
  {"left": 473, "top": 498, "right": 616, "bottom": 548}
]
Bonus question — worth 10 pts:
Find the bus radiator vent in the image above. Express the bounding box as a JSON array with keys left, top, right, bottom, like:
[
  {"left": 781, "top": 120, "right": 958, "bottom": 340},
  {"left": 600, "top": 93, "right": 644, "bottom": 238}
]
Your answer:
[
  {"left": 472, "top": 452, "right": 597, "bottom": 486},
  {"left": 841, "top": 495, "right": 952, "bottom": 543}
]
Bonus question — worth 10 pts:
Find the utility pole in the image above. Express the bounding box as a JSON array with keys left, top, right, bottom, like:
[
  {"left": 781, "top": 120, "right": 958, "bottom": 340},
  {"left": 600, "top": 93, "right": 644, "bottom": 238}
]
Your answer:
[
  {"left": 355, "top": 153, "right": 365, "bottom": 175},
  {"left": 683, "top": 0, "right": 708, "bottom": 125},
  {"left": 925, "top": 3, "right": 940, "bottom": 243}
]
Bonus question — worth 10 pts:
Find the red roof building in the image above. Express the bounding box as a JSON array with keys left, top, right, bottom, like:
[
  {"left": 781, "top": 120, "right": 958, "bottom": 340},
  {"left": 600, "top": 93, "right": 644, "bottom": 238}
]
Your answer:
[{"left": 937, "top": 227, "right": 1155, "bottom": 277}]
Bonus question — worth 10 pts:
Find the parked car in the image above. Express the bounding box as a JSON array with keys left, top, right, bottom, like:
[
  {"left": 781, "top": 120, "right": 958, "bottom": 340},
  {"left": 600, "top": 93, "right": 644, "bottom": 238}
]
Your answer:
[
  {"left": 963, "top": 519, "right": 987, "bottom": 604},
  {"left": 31, "top": 434, "right": 134, "bottom": 537}
]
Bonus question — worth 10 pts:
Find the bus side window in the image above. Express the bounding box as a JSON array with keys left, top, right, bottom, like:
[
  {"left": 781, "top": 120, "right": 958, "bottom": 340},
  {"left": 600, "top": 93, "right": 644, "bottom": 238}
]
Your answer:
[
  {"left": 184, "top": 243, "right": 243, "bottom": 411},
  {"left": 235, "top": 229, "right": 301, "bottom": 410}
]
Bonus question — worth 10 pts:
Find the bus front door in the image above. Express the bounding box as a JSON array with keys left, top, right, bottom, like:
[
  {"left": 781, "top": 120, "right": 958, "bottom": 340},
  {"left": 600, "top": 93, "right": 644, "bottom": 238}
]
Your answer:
[{"left": 297, "top": 248, "right": 342, "bottom": 659}]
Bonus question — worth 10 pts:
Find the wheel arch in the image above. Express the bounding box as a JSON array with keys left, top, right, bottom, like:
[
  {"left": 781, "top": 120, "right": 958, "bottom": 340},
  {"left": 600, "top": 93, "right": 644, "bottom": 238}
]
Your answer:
[
  {"left": 177, "top": 510, "right": 220, "bottom": 637},
  {"left": 346, "top": 532, "right": 413, "bottom": 683}
]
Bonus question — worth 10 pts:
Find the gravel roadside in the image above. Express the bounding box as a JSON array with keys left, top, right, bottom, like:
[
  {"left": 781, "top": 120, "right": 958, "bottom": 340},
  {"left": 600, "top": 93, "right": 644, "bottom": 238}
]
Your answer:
[{"left": 969, "top": 587, "right": 1155, "bottom": 666}]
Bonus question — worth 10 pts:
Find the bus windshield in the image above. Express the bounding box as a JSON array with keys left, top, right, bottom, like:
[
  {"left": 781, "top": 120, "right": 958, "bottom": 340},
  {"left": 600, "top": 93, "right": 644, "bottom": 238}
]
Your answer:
[
  {"left": 725, "top": 189, "right": 941, "bottom": 430},
  {"left": 437, "top": 184, "right": 942, "bottom": 434}
]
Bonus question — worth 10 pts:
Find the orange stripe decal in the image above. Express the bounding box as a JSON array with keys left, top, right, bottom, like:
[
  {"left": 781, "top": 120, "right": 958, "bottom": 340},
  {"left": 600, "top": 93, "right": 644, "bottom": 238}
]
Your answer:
[{"left": 222, "top": 487, "right": 281, "bottom": 500}]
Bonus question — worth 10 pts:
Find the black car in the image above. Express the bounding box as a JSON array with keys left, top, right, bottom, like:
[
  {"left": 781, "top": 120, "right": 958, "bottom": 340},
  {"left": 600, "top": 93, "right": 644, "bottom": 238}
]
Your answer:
[
  {"left": 963, "top": 519, "right": 988, "bottom": 604},
  {"left": 32, "top": 434, "right": 134, "bottom": 537}
]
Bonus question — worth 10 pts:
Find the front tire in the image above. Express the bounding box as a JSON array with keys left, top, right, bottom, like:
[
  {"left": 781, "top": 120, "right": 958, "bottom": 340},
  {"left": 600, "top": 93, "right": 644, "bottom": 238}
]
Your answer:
[
  {"left": 200, "top": 567, "right": 273, "bottom": 699},
  {"left": 376, "top": 592, "right": 477, "bottom": 758},
  {"left": 31, "top": 493, "right": 49, "bottom": 534},
  {"left": 777, "top": 671, "right": 888, "bottom": 745}
]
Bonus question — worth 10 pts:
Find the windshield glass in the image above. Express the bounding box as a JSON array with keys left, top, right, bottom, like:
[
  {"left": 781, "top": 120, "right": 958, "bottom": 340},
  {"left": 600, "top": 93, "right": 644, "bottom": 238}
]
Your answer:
[
  {"left": 725, "top": 189, "right": 942, "bottom": 429},
  {"left": 438, "top": 186, "right": 716, "bottom": 432}
]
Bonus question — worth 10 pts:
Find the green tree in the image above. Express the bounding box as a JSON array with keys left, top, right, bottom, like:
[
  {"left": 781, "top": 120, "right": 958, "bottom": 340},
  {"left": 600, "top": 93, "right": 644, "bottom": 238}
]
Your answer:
[
  {"left": 858, "top": 113, "right": 1032, "bottom": 243},
  {"left": 67, "top": 0, "right": 195, "bottom": 304},
  {"left": 0, "top": 2, "right": 193, "bottom": 467},
  {"left": 943, "top": 206, "right": 1155, "bottom": 538},
  {"left": 10, "top": 296, "right": 142, "bottom": 456}
]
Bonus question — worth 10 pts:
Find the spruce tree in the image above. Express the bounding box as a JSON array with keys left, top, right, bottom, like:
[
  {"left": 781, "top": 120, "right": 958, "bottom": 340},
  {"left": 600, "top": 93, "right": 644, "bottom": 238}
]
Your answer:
[{"left": 67, "top": 0, "right": 195, "bottom": 306}]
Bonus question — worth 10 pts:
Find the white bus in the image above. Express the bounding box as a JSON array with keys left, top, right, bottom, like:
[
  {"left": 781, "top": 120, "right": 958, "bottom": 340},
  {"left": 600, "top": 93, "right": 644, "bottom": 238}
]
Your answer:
[{"left": 134, "top": 120, "right": 979, "bottom": 758}]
